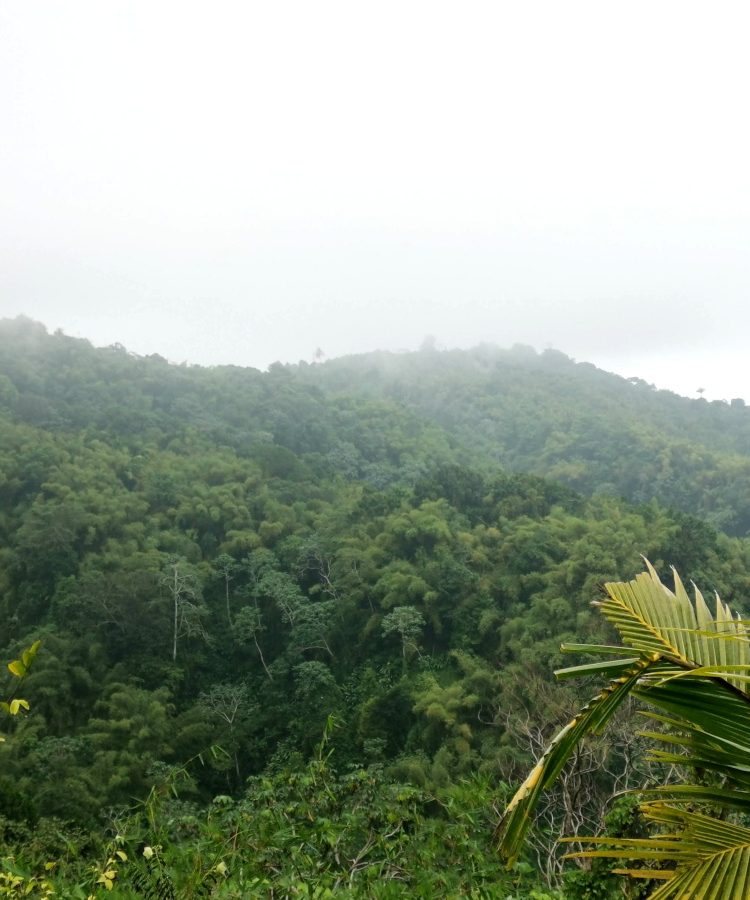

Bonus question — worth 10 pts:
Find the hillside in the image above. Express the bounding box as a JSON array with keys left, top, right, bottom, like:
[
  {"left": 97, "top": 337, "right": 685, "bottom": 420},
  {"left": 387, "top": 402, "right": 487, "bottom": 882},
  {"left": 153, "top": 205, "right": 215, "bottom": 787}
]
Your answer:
[
  {"left": 2, "top": 316, "right": 750, "bottom": 896},
  {"left": 5, "top": 318, "right": 750, "bottom": 535},
  {"left": 303, "top": 344, "right": 750, "bottom": 534}
]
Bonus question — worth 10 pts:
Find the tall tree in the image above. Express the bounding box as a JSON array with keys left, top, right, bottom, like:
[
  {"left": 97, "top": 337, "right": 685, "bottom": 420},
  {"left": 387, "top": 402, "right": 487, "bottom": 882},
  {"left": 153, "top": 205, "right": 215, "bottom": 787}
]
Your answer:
[{"left": 161, "top": 558, "right": 207, "bottom": 662}]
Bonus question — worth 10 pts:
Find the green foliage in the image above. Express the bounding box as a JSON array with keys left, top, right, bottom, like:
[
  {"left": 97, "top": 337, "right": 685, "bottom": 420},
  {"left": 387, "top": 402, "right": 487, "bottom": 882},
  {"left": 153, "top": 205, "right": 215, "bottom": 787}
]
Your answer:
[
  {"left": 381, "top": 606, "right": 425, "bottom": 666},
  {"left": 4, "top": 319, "right": 750, "bottom": 893},
  {"left": 1, "top": 641, "right": 39, "bottom": 743},
  {"left": 39, "top": 722, "right": 529, "bottom": 897},
  {"left": 499, "top": 564, "right": 750, "bottom": 898}
]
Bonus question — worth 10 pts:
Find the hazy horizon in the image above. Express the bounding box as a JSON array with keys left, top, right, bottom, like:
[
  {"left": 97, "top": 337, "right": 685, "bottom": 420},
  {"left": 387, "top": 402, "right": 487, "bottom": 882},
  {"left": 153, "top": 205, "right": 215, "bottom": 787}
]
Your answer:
[
  {"left": 3, "top": 2, "right": 750, "bottom": 403},
  {"left": 5, "top": 311, "right": 745, "bottom": 408}
]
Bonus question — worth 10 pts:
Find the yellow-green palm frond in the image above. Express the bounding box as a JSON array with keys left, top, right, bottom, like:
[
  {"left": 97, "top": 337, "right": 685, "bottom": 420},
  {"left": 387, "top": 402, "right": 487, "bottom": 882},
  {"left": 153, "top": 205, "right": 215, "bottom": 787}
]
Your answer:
[
  {"left": 598, "top": 562, "right": 750, "bottom": 690},
  {"left": 496, "top": 654, "right": 670, "bottom": 865},
  {"left": 497, "top": 562, "right": 750, "bottom": 899},
  {"left": 567, "top": 806, "right": 750, "bottom": 900}
]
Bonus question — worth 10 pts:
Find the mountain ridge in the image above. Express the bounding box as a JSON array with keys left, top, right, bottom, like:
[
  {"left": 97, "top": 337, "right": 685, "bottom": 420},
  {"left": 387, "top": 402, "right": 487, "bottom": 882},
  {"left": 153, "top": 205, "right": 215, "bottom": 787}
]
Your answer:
[{"left": 3, "top": 316, "right": 748, "bottom": 534}]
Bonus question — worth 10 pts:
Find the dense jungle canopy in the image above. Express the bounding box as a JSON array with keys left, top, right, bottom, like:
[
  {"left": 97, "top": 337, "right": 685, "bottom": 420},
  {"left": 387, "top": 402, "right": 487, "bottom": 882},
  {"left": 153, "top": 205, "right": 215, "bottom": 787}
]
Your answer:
[{"left": 2, "top": 316, "right": 750, "bottom": 897}]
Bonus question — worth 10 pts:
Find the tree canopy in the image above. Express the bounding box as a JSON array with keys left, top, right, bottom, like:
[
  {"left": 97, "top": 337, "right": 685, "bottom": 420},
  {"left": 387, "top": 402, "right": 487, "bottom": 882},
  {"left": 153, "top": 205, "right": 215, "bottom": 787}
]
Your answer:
[{"left": 2, "top": 317, "right": 750, "bottom": 895}]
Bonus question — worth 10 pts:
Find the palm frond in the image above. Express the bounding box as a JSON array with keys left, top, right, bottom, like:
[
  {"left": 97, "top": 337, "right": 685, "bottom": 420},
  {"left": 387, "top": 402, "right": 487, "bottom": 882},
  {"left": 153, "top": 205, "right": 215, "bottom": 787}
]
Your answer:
[
  {"left": 637, "top": 784, "right": 750, "bottom": 813},
  {"left": 636, "top": 806, "right": 750, "bottom": 900},
  {"left": 554, "top": 657, "right": 641, "bottom": 680},
  {"left": 496, "top": 654, "right": 668, "bottom": 865},
  {"left": 599, "top": 563, "right": 750, "bottom": 690},
  {"left": 635, "top": 677, "right": 750, "bottom": 784},
  {"left": 497, "top": 560, "right": 750, "bottom": 899},
  {"left": 564, "top": 806, "right": 750, "bottom": 898}
]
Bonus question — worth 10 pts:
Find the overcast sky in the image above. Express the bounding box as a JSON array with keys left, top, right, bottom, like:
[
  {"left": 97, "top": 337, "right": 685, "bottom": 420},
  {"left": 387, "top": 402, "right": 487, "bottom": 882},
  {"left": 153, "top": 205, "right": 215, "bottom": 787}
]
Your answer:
[{"left": 2, "top": 1, "right": 750, "bottom": 400}]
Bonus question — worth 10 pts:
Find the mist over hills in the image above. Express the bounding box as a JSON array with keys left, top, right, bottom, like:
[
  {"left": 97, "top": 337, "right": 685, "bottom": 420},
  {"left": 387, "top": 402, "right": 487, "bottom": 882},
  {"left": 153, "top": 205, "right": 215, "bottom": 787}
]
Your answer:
[
  {"left": 2, "top": 314, "right": 750, "bottom": 894},
  {"left": 3, "top": 316, "right": 750, "bottom": 535}
]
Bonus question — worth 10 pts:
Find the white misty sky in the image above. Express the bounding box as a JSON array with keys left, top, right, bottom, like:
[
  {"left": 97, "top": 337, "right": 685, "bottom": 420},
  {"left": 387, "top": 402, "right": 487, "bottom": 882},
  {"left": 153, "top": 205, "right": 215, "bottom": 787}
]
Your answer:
[{"left": 2, "top": 1, "right": 750, "bottom": 400}]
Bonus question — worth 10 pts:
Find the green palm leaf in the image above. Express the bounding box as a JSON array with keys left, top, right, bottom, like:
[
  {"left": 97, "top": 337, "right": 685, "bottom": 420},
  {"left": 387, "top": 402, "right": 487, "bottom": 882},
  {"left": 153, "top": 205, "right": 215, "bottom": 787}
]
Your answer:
[
  {"left": 592, "top": 807, "right": 750, "bottom": 900},
  {"left": 637, "top": 678, "right": 750, "bottom": 773},
  {"left": 563, "top": 809, "right": 750, "bottom": 898},
  {"left": 637, "top": 785, "right": 750, "bottom": 812},
  {"left": 599, "top": 562, "right": 750, "bottom": 691},
  {"left": 496, "top": 654, "right": 668, "bottom": 865},
  {"left": 497, "top": 562, "right": 750, "bottom": 898}
]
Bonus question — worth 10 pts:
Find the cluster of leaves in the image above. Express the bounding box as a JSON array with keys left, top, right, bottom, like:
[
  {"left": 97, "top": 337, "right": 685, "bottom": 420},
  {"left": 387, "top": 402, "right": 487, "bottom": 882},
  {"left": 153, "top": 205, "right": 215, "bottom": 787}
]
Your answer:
[
  {"left": 1, "top": 641, "right": 39, "bottom": 743},
  {"left": 4, "top": 721, "right": 549, "bottom": 898}
]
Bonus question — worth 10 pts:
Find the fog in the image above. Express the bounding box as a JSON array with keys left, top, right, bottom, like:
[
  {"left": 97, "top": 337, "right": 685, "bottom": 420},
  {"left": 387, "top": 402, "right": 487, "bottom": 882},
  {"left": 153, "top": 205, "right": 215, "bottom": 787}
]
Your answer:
[{"left": 2, "top": 1, "right": 749, "bottom": 400}]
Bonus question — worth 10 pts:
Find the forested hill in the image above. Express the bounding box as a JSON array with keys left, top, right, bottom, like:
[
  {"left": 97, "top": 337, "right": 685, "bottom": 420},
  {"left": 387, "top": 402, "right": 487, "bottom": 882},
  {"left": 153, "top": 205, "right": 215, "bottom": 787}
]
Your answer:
[
  {"left": 4, "top": 316, "right": 750, "bottom": 534},
  {"left": 3, "top": 316, "right": 750, "bottom": 895},
  {"left": 302, "top": 344, "right": 750, "bottom": 535}
]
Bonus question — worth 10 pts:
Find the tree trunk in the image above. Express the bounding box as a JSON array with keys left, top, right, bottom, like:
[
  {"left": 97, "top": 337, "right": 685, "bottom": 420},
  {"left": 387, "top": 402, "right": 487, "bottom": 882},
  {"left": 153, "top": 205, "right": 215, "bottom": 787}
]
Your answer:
[
  {"left": 254, "top": 634, "right": 273, "bottom": 680},
  {"left": 173, "top": 568, "right": 179, "bottom": 662}
]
